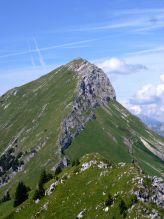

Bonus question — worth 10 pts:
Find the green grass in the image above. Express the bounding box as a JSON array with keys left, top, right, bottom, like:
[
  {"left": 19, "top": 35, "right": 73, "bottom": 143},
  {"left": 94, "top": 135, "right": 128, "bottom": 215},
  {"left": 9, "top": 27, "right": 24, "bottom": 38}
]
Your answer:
[
  {"left": 2, "top": 153, "right": 163, "bottom": 219},
  {"left": 0, "top": 200, "right": 14, "bottom": 219},
  {"left": 0, "top": 65, "right": 78, "bottom": 197},
  {"left": 66, "top": 101, "right": 164, "bottom": 177}
]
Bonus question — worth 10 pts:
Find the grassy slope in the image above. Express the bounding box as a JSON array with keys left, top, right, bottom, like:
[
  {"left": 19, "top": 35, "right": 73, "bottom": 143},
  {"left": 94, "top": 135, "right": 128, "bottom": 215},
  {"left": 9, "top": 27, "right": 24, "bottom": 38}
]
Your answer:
[
  {"left": 0, "top": 66, "right": 77, "bottom": 195},
  {"left": 2, "top": 153, "right": 164, "bottom": 219},
  {"left": 66, "top": 101, "right": 164, "bottom": 177}
]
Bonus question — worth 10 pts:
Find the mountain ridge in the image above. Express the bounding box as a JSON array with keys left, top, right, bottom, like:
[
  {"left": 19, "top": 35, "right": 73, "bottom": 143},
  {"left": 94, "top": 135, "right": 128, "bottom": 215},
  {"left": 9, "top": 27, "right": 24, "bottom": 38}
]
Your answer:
[{"left": 0, "top": 58, "right": 164, "bottom": 218}]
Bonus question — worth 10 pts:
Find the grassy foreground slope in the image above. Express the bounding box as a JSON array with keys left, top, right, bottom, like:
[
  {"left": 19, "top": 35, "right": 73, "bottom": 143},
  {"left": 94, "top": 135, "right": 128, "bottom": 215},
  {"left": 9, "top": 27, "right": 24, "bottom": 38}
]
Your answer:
[
  {"left": 66, "top": 101, "right": 164, "bottom": 177},
  {"left": 2, "top": 153, "right": 164, "bottom": 219}
]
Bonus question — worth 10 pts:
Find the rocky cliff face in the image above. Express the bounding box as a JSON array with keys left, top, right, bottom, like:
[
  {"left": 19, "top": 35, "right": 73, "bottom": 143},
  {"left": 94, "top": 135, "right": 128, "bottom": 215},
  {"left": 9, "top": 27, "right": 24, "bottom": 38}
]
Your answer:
[
  {"left": 59, "top": 59, "right": 116, "bottom": 153},
  {"left": 68, "top": 58, "right": 116, "bottom": 105}
]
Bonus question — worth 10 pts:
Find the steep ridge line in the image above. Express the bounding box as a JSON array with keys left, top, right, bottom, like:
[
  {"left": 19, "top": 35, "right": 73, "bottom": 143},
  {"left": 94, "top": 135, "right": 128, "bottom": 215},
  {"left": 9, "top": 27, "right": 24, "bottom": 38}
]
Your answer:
[{"left": 59, "top": 59, "right": 116, "bottom": 156}]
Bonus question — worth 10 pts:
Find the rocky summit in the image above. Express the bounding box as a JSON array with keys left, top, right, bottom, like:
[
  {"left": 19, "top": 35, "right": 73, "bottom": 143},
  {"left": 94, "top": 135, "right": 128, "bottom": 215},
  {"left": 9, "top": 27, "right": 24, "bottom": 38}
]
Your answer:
[
  {"left": 60, "top": 58, "right": 116, "bottom": 153},
  {"left": 0, "top": 58, "right": 163, "bottom": 219}
]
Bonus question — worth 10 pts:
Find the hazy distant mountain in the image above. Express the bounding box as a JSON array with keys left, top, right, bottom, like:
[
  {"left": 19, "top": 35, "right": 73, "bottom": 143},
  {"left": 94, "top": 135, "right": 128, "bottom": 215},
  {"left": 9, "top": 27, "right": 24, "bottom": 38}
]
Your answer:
[{"left": 139, "top": 115, "right": 164, "bottom": 137}]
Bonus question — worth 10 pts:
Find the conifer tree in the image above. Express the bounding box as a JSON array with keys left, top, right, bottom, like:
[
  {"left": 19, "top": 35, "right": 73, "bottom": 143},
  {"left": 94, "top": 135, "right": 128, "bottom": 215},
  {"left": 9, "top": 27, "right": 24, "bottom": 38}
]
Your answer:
[{"left": 14, "top": 181, "right": 30, "bottom": 207}]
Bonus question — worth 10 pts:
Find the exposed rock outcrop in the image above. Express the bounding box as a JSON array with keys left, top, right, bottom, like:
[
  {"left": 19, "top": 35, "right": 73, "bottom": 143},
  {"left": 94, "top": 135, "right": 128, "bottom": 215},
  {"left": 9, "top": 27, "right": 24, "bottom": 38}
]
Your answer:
[
  {"left": 80, "top": 160, "right": 109, "bottom": 172},
  {"left": 59, "top": 59, "right": 116, "bottom": 153},
  {"left": 134, "top": 176, "right": 164, "bottom": 208},
  {"left": 151, "top": 176, "right": 164, "bottom": 207}
]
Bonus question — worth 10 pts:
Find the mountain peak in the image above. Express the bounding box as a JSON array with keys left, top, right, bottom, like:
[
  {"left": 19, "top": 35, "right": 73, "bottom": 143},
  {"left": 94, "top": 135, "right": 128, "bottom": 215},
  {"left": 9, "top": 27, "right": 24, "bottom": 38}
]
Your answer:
[
  {"left": 66, "top": 57, "right": 116, "bottom": 103},
  {"left": 60, "top": 58, "right": 116, "bottom": 152}
]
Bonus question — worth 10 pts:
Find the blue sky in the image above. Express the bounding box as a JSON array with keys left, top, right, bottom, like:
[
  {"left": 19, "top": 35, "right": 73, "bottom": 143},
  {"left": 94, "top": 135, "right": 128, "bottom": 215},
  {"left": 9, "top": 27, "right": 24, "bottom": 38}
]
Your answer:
[{"left": 0, "top": 0, "right": 164, "bottom": 121}]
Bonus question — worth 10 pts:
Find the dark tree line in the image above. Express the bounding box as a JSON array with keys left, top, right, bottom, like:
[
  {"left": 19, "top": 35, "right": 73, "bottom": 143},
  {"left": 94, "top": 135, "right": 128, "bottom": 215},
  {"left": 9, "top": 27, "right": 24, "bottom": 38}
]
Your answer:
[
  {"left": 0, "top": 191, "right": 11, "bottom": 203},
  {"left": 14, "top": 181, "right": 30, "bottom": 207},
  {"left": 33, "top": 170, "right": 53, "bottom": 200}
]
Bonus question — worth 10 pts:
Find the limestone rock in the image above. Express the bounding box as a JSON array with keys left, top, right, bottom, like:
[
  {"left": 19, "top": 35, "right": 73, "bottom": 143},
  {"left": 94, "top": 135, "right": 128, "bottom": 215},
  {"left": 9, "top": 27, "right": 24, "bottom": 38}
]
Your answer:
[
  {"left": 134, "top": 176, "right": 164, "bottom": 208},
  {"left": 60, "top": 59, "right": 116, "bottom": 153}
]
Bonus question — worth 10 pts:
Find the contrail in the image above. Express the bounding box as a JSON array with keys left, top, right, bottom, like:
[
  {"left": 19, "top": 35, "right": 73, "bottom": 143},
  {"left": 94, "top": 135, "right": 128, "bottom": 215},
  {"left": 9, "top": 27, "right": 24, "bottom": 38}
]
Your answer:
[
  {"left": 33, "top": 37, "right": 46, "bottom": 68},
  {"left": 0, "top": 39, "right": 97, "bottom": 59},
  {"left": 28, "top": 41, "right": 36, "bottom": 69}
]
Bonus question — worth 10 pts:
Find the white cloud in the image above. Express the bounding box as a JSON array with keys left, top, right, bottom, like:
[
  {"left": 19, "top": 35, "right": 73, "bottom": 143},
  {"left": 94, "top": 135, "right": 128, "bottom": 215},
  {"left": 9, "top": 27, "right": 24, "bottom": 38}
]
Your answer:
[
  {"left": 131, "top": 75, "right": 164, "bottom": 105},
  {"left": 160, "top": 105, "right": 164, "bottom": 112},
  {"left": 157, "top": 84, "right": 164, "bottom": 96},
  {"left": 124, "top": 101, "right": 164, "bottom": 122},
  {"left": 160, "top": 74, "right": 164, "bottom": 83},
  {"left": 97, "top": 58, "right": 147, "bottom": 75},
  {"left": 130, "top": 105, "right": 141, "bottom": 115},
  {"left": 125, "top": 74, "right": 164, "bottom": 122},
  {"left": 134, "top": 84, "right": 159, "bottom": 104}
]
